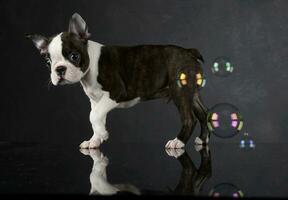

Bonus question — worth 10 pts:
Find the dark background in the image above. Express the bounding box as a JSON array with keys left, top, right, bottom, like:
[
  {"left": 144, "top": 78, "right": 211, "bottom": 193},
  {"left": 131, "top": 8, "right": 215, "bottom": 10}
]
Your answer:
[{"left": 1, "top": 0, "right": 288, "bottom": 146}]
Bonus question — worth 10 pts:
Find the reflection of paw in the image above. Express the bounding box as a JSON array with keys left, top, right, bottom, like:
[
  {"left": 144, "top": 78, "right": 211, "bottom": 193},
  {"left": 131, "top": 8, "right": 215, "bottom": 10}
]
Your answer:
[
  {"left": 165, "top": 138, "right": 185, "bottom": 149},
  {"left": 90, "top": 149, "right": 108, "bottom": 164},
  {"left": 79, "top": 148, "right": 91, "bottom": 155},
  {"left": 79, "top": 149, "right": 108, "bottom": 164},
  {"left": 194, "top": 144, "right": 210, "bottom": 155},
  {"left": 79, "top": 138, "right": 104, "bottom": 149},
  {"left": 205, "top": 136, "right": 210, "bottom": 144},
  {"left": 195, "top": 136, "right": 210, "bottom": 145},
  {"left": 165, "top": 148, "right": 185, "bottom": 158},
  {"left": 204, "top": 145, "right": 210, "bottom": 155},
  {"left": 194, "top": 144, "right": 204, "bottom": 152}
]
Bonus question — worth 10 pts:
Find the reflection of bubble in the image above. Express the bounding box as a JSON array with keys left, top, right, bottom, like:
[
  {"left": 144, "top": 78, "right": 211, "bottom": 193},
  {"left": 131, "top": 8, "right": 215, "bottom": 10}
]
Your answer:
[
  {"left": 207, "top": 103, "right": 244, "bottom": 138},
  {"left": 240, "top": 132, "right": 255, "bottom": 149},
  {"left": 176, "top": 67, "right": 206, "bottom": 89},
  {"left": 212, "top": 57, "right": 234, "bottom": 77},
  {"left": 209, "top": 183, "right": 244, "bottom": 198}
]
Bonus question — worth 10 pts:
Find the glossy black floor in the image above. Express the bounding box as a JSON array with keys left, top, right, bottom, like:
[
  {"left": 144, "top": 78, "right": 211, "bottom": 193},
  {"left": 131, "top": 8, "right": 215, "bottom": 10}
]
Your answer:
[{"left": 0, "top": 140, "right": 287, "bottom": 197}]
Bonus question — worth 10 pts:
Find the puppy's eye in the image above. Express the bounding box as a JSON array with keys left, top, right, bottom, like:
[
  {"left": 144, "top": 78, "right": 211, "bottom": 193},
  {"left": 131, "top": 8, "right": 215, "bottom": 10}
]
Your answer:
[{"left": 69, "top": 52, "right": 80, "bottom": 62}]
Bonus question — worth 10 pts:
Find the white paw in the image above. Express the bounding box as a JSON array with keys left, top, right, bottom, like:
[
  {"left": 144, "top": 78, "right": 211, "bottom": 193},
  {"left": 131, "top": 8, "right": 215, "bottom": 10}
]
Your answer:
[
  {"left": 195, "top": 137, "right": 203, "bottom": 145},
  {"left": 79, "top": 138, "right": 104, "bottom": 149},
  {"left": 165, "top": 138, "right": 185, "bottom": 149},
  {"left": 79, "top": 140, "right": 90, "bottom": 149},
  {"left": 165, "top": 148, "right": 185, "bottom": 158},
  {"left": 206, "top": 137, "right": 210, "bottom": 144},
  {"left": 89, "top": 139, "right": 102, "bottom": 148}
]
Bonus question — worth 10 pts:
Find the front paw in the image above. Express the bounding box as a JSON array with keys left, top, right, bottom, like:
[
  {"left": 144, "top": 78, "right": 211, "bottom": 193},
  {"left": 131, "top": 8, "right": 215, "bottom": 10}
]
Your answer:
[
  {"left": 165, "top": 138, "right": 185, "bottom": 149},
  {"left": 79, "top": 138, "right": 104, "bottom": 149},
  {"left": 194, "top": 136, "right": 209, "bottom": 145}
]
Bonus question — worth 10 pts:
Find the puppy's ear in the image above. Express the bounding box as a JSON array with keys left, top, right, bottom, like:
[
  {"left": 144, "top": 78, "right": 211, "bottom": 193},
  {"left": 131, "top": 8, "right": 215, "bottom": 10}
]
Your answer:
[
  {"left": 68, "top": 13, "right": 91, "bottom": 41},
  {"left": 25, "top": 34, "right": 48, "bottom": 55}
]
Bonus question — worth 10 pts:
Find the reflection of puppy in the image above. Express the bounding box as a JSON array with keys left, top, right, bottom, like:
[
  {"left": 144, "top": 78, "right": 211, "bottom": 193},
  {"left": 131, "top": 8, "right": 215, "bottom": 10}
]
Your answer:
[
  {"left": 80, "top": 149, "right": 140, "bottom": 195},
  {"left": 166, "top": 145, "right": 212, "bottom": 195},
  {"left": 27, "top": 13, "right": 210, "bottom": 149}
]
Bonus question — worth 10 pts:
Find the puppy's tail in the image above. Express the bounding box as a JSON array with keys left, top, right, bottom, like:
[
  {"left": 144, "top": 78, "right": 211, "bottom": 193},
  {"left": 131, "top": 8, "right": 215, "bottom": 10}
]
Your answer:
[{"left": 189, "top": 48, "right": 204, "bottom": 63}]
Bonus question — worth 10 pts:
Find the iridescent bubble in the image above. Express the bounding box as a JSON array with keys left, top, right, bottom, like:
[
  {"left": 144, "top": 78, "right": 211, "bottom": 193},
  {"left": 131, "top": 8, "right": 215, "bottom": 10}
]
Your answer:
[
  {"left": 209, "top": 183, "right": 244, "bottom": 198},
  {"left": 207, "top": 103, "right": 244, "bottom": 138},
  {"left": 176, "top": 66, "right": 206, "bottom": 89},
  {"left": 239, "top": 132, "right": 255, "bottom": 149},
  {"left": 212, "top": 57, "right": 234, "bottom": 77},
  {"left": 196, "top": 72, "right": 206, "bottom": 88}
]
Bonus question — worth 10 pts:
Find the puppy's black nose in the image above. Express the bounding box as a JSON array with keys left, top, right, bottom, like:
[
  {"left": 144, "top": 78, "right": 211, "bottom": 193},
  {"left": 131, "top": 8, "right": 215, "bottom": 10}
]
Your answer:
[{"left": 56, "top": 66, "right": 67, "bottom": 76}]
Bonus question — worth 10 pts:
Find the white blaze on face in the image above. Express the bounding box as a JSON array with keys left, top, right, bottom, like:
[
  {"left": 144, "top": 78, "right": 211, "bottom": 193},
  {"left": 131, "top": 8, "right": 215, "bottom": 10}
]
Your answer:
[{"left": 48, "top": 33, "right": 84, "bottom": 85}]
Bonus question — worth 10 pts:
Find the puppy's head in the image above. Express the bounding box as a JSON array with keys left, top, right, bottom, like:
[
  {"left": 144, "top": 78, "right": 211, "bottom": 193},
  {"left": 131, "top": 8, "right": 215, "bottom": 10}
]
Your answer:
[{"left": 26, "top": 13, "right": 91, "bottom": 86}]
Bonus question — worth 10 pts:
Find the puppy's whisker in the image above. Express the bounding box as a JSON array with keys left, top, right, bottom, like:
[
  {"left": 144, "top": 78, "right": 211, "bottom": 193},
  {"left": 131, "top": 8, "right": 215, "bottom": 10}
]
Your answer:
[{"left": 47, "top": 79, "right": 53, "bottom": 90}]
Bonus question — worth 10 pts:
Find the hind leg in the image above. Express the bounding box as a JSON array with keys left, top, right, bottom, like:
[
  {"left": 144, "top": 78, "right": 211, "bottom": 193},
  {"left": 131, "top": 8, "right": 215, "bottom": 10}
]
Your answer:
[
  {"left": 165, "top": 86, "right": 197, "bottom": 149},
  {"left": 193, "top": 92, "right": 211, "bottom": 145},
  {"left": 165, "top": 104, "right": 197, "bottom": 149}
]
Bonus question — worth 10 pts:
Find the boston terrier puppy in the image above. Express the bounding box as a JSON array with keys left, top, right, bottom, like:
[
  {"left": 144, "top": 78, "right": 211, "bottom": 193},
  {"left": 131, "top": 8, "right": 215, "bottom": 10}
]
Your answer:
[{"left": 26, "top": 13, "right": 210, "bottom": 149}]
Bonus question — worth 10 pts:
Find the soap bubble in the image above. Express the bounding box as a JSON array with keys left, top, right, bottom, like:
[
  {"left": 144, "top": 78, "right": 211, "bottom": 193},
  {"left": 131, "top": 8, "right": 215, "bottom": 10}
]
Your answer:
[
  {"left": 240, "top": 132, "right": 255, "bottom": 149},
  {"left": 176, "top": 66, "right": 206, "bottom": 89},
  {"left": 195, "top": 72, "right": 206, "bottom": 88},
  {"left": 212, "top": 57, "right": 234, "bottom": 77},
  {"left": 207, "top": 103, "right": 244, "bottom": 138},
  {"left": 209, "top": 183, "right": 244, "bottom": 198}
]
